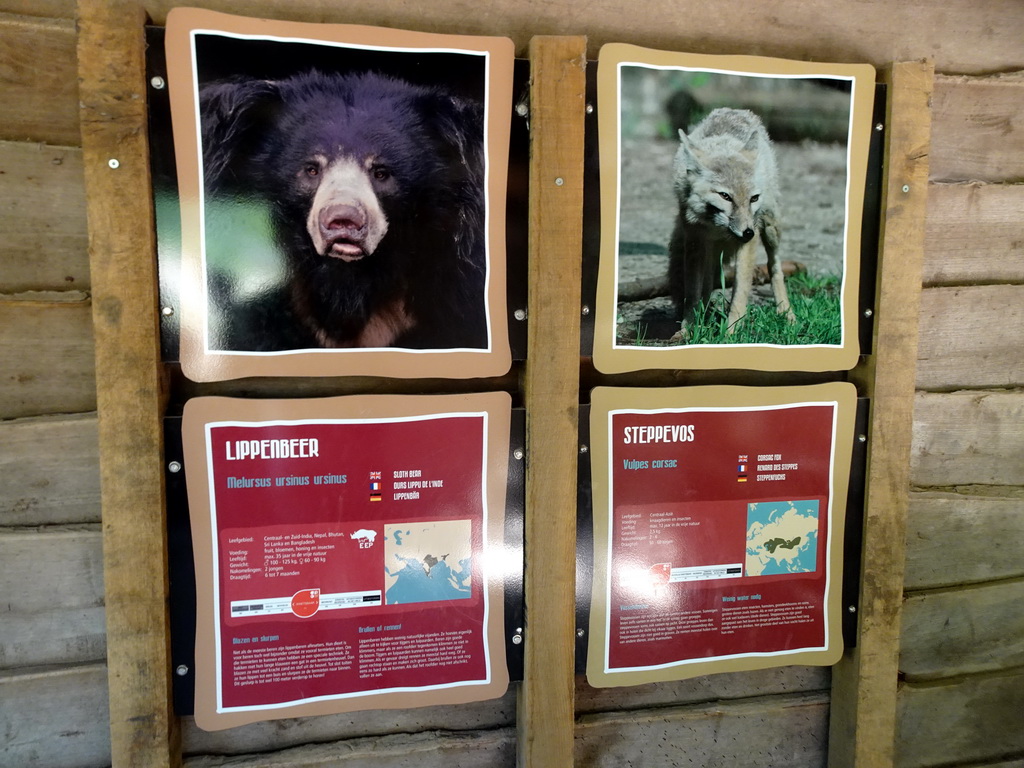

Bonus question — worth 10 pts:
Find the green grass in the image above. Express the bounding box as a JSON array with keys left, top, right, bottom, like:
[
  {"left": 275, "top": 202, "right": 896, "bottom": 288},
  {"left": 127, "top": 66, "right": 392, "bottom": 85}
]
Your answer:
[{"left": 683, "top": 272, "right": 842, "bottom": 346}]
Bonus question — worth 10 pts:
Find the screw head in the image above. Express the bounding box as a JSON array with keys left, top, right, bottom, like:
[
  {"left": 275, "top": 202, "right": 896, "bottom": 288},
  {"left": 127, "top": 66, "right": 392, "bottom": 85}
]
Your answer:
[
  {"left": 576, "top": 628, "right": 585, "bottom": 638},
  {"left": 515, "top": 102, "right": 528, "bottom": 118},
  {"left": 175, "top": 664, "right": 189, "bottom": 676},
  {"left": 168, "top": 461, "right": 182, "bottom": 473},
  {"left": 107, "top": 158, "right": 120, "bottom": 169},
  {"left": 514, "top": 308, "right": 527, "bottom": 321},
  {"left": 151, "top": 76, "right": 166, "bottom": 90},
  {"left": 161, "top": 306, "right": 174, "bottom": 317},
  {"left": 554, "top": 177, "right": 564, "bottom": 186},
  {"left": 875, "top": 122, "right": 884, "bottom": 131},
  {"left": 513, "top": 448, "right": 524, "bottom": 461},
  {"left": 847, "top": 605, "right": 857, "bottom": 613},
  {"left": 511, "top": 633, "right": 523, "bottom": 645},
  {"left": 864, "top": 308, "right": 874, "bottom": 318},
  {"left": 858, "top": 434, "right": 868, "bottom": 443},
  {"left": 585, "top": 103, "right": 594, "bottom": 115},
  {"left": 902, "top": 184, "right": 910, "bottom": 194},
  {"left": 581, "top": 305, "right": 591, "bottom": 316},
  {"left": 579, "top": 445, "right": 589, "bottom": 454}
]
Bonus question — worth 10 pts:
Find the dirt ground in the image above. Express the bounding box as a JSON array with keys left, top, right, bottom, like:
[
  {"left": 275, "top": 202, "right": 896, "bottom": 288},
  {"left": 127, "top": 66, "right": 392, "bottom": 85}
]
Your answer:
[{"left": 615, "top": 136, "right": 850, "bottom": 343}]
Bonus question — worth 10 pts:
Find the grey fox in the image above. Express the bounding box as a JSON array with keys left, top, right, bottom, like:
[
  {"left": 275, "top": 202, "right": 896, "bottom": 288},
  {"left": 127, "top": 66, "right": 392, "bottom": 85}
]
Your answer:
[{"left": 667, "top": 107, "right": 795, "bottom": 335}]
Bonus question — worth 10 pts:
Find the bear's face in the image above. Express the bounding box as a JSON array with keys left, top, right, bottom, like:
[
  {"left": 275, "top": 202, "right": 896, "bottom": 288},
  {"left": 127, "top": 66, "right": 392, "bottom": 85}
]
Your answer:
[{"left": 249, "top": 78, "right": 455, "bottom": 271}]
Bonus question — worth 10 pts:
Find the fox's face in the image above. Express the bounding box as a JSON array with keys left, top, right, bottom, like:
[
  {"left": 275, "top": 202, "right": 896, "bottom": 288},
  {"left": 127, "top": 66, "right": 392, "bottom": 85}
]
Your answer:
[{"left": 673, "top": 124, "right": 768, "bottom": 243}]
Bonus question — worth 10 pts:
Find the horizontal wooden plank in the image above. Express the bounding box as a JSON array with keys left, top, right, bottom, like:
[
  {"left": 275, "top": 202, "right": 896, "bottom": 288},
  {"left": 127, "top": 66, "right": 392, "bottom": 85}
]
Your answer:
[
  {"left": 905, "top": 493, "right": 1024, "bottom": 590},
  {"left": 5, "top": 1, "right": 1023, "bottom": 73},
  {"left": 923, "top": 182, "right": 1024, "bottom": 286},
  {"left": 931, "top": 74, "right": 1024, "bottom": 183},
  {"left": 0, "top": 413, "right": 100, "bottom": 526},
  {"left": 916, "top": 285, "right": 1024, "bottom": 390},
  {"left": 133, "top": 1, "right": 1024, "bottom": 74},
  {"left": 897, "top": 668, "right": 1024, "bottom": 768},
  {"left": 0, "top": 664, "right": 110, "bottom": 768},
  {"left": 576, "top": 691, "right": 829, "bottom": 767},
  {"left": 185, "top": 728, "right": 515, "bottom": 767},
  {"left": 0, "top": 296, "right": 96, "bottom": 419},
  {"left": 183, "top": 689, "right": 516, "bottom": 756},
  {"left": 900, "top": 579, "right": 1024, "bottom": 681},
  {"left": 0, "top": 140, "right": 89, "bottom": 292},
  {"left": 911, "top": 391, "right": 1024, "bottom": 487},
  {"left": 0, "top": 12, "right": 78, "bottom": 145},
  {"left": 576, "top": 665, "right": 829, "bottom": 714},
  {"left": 0, "top": 527, "right": 105, "bottom": 667}
]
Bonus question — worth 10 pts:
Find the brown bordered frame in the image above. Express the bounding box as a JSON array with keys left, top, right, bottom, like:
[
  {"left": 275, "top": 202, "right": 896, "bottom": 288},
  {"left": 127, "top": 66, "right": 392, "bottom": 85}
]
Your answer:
[
  {"left": 592, "top": 43, "right": 877, "bottom": 373},
  {"left": 164, "top": 8, "right": 515, "bottom": 382}
]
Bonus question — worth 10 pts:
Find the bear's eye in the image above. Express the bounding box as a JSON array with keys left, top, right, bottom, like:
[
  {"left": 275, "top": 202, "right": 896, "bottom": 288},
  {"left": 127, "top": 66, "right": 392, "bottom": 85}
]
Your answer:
[
  {"left": 372, "top": 166, "right": 391, "bottom": 182},
  {"left": 303, "top": 163, "right": 320, "bottom": 178},
  {"left": 750, "top": 194, "right": 760, "bottom": 203},
  {"left": 718, "top": 191, "right": 732, "bottom": 202}
]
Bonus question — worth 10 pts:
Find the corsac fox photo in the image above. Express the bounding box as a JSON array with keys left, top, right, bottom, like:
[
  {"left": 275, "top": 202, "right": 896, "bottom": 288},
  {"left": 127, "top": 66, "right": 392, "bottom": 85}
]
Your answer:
[{"left": 611, "top": 64, "right": 857, "bottom": 348}]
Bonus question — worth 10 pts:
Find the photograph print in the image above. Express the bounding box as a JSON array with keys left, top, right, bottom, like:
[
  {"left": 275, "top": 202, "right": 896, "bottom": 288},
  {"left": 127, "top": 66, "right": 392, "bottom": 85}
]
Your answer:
[
  {"left": 592, "top": 44, "right": 876, "bottom": 373},
  {"left": 165, "top": 9, "right": 514, "bottom": 381}
]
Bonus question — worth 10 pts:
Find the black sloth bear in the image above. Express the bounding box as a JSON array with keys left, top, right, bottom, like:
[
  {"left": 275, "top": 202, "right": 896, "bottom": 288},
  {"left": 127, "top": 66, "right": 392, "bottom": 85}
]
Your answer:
[{"left": 199, "top": 70, "right": 488, "bottom": 350}]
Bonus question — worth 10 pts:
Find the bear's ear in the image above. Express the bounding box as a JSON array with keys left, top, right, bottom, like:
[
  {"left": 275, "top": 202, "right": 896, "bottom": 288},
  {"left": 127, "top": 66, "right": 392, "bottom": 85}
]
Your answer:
[
  {"left": 199, "top": 78, "right": 281, "bottom": 190},
  {"left": 419, "top": 92, "right": 484, "bottom": 177}
]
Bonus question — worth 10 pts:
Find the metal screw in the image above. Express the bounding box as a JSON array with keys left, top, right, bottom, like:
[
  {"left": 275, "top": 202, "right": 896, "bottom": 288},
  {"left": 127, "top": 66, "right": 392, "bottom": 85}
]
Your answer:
[
  {"left": 513, "top": 448, "right": 524, "bottom": 461},
  {"left": 515, "top": 102, "right": 528, "bottom": 118},
  {"left": 847, "top": 605, "right": 857, "bottom": 613},
  {"left": 512, "top": 633, "right": 523, "bottom": 645},
  {"left": 580, "top": 445, "right": 589, "bottom": 454},
  {"left": 581, "top": 305, "right": 591, "bottom": 316},
  {"left": 858, "top": 434, "right": 868, "bottom": 444},
  {"left": 863, "top": 308, "right": 873, "bottom": 318},
  {"left": 108, "top": 158, "right": 120, "bottom": 169},
  {"left": 585, "top": 103, "right": 594, "bottom": 115},
  {"left": 168, "top": 461, "right": 182, "bottom": 473},
  {"left": 902, "top": 184, "right": 910, "bottom": 193},
  {"left": 151, "top": 76, "right": 166, "bottom": 90},
  {"left": 161, "top": 306, "right": 174, "bottom": 317},
  {"left": 554, "top": 177, "right": 564, "bottom": 186},
  {"left": 514, "top": 308, "right": 527, "bottom": 321},
  {"left": 176, "top": 664, "right": 189, "bottom": 676},
  {"left": 576, "top": 628, "right": 585, "bottom": 638},
  {"left": 875, "top": 122, "right": 884, "bottom": 132}
]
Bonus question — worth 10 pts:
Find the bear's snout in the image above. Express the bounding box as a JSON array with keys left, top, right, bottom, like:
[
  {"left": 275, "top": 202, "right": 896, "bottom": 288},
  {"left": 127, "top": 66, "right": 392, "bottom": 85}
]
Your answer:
[
  {"left": 305, "top": 157, "right": 389, "bottom": 261},
  {"left": 319, "top": 204, "right": 369, "bottom": 260}
]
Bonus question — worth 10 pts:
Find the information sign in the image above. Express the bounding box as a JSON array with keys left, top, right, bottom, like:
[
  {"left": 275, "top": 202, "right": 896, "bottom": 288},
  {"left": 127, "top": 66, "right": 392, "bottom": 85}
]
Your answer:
[
  {"left": 587, "top": 383, "right": 856, "bottom": 686},
  {"left": 182, "top": 393, "right": 512, "bottom": 729}
]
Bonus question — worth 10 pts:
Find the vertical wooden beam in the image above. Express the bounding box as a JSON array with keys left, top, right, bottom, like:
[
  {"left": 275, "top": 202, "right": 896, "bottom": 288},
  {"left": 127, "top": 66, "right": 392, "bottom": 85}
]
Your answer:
[
  {"left": 77, "top": 2, "right": 179, "bottom": 766},
  {"left": 830, "top": 60, "right": 934, "bottom": 768},
  {"left": 518, "top": 36, "right": 587, "bottom": 767}
]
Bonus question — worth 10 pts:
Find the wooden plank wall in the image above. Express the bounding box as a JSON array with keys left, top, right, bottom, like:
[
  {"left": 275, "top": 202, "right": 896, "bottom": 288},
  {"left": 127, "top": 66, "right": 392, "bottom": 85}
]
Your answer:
[{"left": 0, "top": 2, "right": 1021, "bottom": 767}]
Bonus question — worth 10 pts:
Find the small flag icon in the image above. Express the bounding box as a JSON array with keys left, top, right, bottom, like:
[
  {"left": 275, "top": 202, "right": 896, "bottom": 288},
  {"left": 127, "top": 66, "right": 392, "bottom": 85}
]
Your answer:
[
  {"left": 369, "top": 471, "right": 382, "bottom": 480},
  {"left": 738, "top": 464, "right": 746, "bottom": 473}
]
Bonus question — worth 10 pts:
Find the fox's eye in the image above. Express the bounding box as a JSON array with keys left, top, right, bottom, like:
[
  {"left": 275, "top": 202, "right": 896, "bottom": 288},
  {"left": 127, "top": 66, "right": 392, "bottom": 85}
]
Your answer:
[
  {"left": 372, "top": 166, "right": 391, "bottom": 182},
  {"left": 718, "top": 191, "right": 732, "bottom": 202},
  {"left": 750, "top": 194, "right": 760, "bottom": 203}
]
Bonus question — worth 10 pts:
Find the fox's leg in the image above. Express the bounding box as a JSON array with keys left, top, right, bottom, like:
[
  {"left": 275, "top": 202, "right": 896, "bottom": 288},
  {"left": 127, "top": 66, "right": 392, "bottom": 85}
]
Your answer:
[
  {"left": 762, "top": 210, "right": 796, "bottom": 323},
  {"left": 726, "top": 240, "right": 757, "bottom": 332}
]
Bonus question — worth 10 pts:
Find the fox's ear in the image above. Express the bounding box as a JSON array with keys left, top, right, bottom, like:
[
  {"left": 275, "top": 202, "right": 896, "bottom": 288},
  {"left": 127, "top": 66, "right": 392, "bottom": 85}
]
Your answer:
[{"left": 742, "top": 130, "right": 759, "bottom": 151}]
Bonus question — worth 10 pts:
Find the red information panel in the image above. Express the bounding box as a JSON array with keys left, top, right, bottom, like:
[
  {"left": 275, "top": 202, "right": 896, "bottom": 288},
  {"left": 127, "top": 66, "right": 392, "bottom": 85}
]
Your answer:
[
  {"left": 586, "top": 383, "right": 856, "bottom": 687},
  {"left": 182, "top": 393, "right": 511, "bottom": 729}
]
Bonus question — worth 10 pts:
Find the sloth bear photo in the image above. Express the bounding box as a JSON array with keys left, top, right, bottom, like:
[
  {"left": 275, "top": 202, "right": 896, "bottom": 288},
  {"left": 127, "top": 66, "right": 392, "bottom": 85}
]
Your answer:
[{"left": 199, "top": 70, "right": 488, "bottom": 351}]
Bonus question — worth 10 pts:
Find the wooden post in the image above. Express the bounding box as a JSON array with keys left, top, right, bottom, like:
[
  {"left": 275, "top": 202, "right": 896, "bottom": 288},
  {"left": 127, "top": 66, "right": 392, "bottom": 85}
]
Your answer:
[
  {"left": 77, "top": 1, "right": 180, "bottom": 766},
  {"left": 829, "top": 60, "right": 934, "bottom": 768},
  {"left": 517, "top": 36, "right": 587, "bottom": 767}
]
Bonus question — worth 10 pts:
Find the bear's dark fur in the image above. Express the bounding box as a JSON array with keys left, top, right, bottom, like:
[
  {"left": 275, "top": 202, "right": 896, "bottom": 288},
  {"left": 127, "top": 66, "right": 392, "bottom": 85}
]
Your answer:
[{"left": 200, "top": 70, "right": 487, "bottom": 350}]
